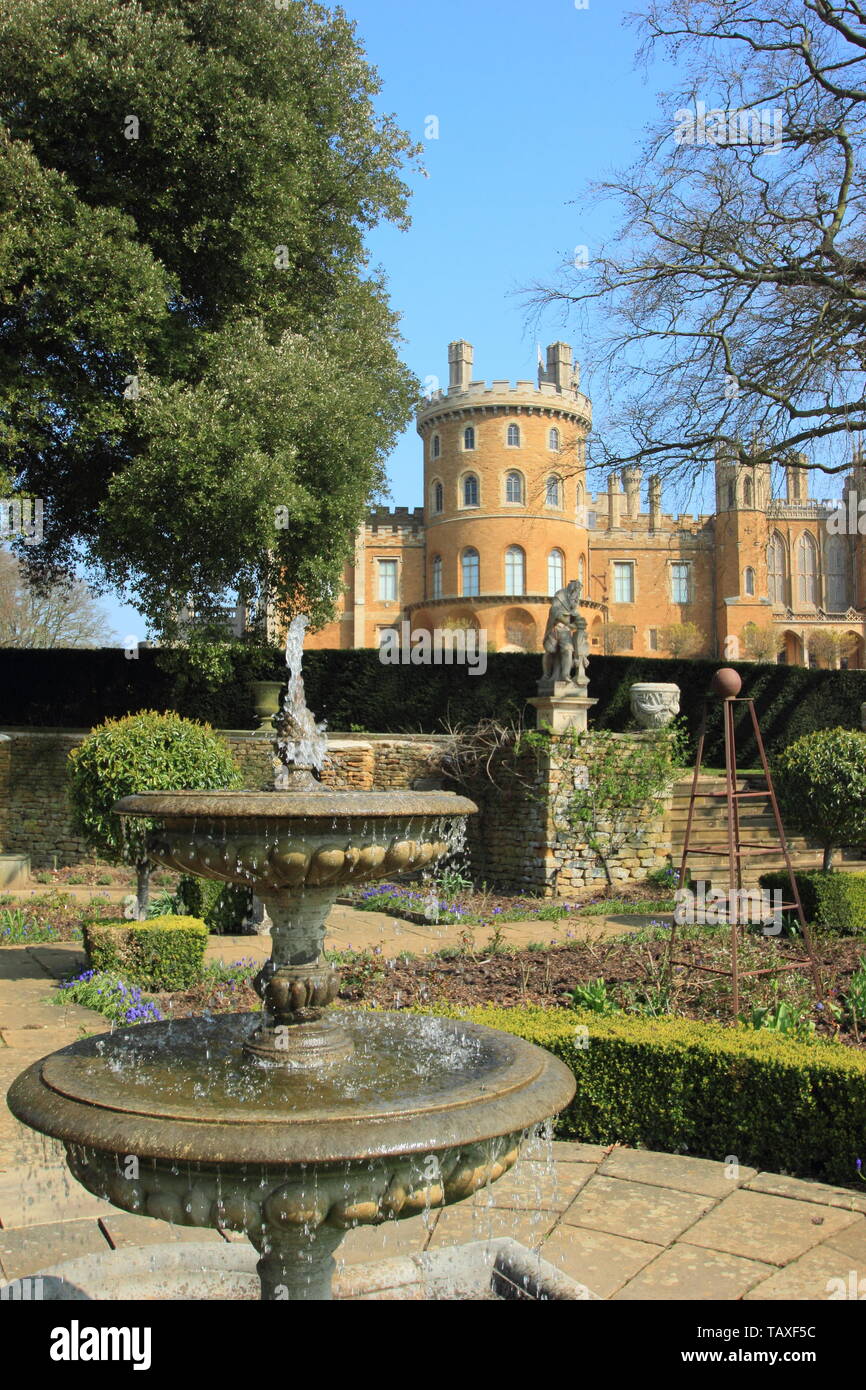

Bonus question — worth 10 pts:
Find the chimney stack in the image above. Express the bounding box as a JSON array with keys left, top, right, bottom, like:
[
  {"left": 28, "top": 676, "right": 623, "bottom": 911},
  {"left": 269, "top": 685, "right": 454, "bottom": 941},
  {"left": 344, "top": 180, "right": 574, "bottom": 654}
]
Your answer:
[
  {"left": 621, "top": 466, "right": 642, "bottom": 521},
  {"left": 544, "top": 341, "right": 574, "bottom": 391},
  {"left": 448, "top": 340, "right": 474, "bottom": 392},
  {"left": 608, "top": 472, "right": 622, "bottom": 529},
  {"left": 649, "top": 475, "right": 662, "bottom": 531}
]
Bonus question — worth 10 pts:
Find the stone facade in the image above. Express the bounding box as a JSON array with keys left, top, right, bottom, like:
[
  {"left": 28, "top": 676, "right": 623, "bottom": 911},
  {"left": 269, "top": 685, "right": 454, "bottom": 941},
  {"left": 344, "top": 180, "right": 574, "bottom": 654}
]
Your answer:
[{"left": 303, "top": 338, "right": 866, "bottom": 670}]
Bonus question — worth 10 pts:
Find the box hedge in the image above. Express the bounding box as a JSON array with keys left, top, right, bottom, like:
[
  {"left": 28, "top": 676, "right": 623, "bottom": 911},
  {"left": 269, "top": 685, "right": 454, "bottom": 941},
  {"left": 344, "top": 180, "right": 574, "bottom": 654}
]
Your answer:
[
  {"left": 759, "top": 870, "right": 866, "bottom": 935},
  {"left": 425, "top": 1004, "right": 866, "bottom": 1188},
  {"left": 82, "top": 915, "right": 208, "bottom": 991}
]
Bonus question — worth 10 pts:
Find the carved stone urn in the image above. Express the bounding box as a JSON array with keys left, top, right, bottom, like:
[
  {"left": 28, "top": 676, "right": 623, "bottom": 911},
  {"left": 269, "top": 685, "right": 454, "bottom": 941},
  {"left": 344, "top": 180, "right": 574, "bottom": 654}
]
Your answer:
[{"left": 629, "top": 682, "right": 681, "bottom": 730}]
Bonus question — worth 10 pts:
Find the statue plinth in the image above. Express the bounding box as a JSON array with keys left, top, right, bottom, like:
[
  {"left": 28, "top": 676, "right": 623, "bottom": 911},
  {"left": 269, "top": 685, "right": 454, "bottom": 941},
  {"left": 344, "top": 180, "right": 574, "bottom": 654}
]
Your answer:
[{"left": 528, "top": 687, "right": 598, "bottom": 734}]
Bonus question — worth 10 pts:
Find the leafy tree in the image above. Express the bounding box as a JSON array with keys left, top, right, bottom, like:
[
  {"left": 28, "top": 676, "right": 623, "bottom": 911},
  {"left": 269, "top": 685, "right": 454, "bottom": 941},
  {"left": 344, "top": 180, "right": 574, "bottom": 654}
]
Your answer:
[
  {"left": 807, "top": 629, "right": 842, "bottom": 668},
  {"left": 773, "top": 727, "right": 866, "bottom": 870},
  {"left": 0, "top": 0, "right": 419, "bottom": 648},
  {"left": 0, "top": 548, "right": 116, "bottom": 646},
  {"left": 68, "top": 711, "right": 244, "bottom": 916},
  {"left": 532, "top": 1, "right": 866, "bottom": 489},
  {"left": 659, "top": 621, "right": 706, "bottom": 658}
]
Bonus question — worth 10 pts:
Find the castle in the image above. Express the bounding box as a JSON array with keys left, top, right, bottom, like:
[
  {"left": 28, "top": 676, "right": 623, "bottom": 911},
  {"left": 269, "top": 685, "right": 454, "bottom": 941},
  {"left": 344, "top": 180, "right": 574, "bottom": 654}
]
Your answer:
[{"left": 305, "top": 339, "right": 866, "bottom": 669}]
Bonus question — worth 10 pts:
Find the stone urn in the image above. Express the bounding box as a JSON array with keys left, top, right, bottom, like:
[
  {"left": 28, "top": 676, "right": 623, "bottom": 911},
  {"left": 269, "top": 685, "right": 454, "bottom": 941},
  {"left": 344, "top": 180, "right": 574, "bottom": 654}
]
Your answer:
[
  {"left": 629, "top": 682, "right": 681, "bottom": 730},
  {"left": 250, "top": 680, "right": 284, "bottom": 733}
]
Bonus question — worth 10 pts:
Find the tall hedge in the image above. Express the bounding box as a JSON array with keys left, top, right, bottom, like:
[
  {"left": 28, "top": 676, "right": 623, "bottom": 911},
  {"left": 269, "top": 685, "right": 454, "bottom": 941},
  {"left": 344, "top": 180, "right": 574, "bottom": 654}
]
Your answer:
[{"left": 2, "top": 646, "right": 866, "bottom": 764}]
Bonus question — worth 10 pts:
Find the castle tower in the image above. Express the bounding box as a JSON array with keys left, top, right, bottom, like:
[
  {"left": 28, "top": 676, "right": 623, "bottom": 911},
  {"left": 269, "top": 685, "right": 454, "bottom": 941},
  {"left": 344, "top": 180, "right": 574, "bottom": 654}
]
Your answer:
[
  {"left": 414, "top": 340, "right": 592, "bottom": 650},
  {"left": 713, "top": 444, "right": 773, "bottom": 658}
]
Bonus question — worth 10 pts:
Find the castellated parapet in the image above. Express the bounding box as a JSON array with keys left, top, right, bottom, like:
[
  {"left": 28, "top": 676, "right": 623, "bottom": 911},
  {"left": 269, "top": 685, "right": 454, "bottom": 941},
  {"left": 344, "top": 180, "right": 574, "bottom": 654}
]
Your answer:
[{"left": 417, "top": 338, "right": 591, "bottom": 435}]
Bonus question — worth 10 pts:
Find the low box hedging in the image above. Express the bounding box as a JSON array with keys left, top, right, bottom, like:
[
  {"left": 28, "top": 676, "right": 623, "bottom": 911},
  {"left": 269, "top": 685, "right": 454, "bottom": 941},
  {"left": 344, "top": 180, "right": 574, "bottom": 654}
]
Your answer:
[
  {"left": 82, "top": 915, "right": 208, "bottom": 991},
  {"left": 759, "top": 870, "right": 866, "bottom": 935},
  {"left": 425, "top": 1004, "right": 866, "bottom": 1188}
]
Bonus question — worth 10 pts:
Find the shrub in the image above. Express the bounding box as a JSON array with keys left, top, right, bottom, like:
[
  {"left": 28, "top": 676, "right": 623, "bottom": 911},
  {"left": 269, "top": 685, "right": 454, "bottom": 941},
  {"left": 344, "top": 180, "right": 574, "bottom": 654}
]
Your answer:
[
  {"left": 425, "top": 1004, "right": 866, "bottom": 1187},
  {"left": 82, "top": 915, "right": 208, "bottom": 991},
  {"left": 760, "top": 869, "right": 866, "bottom": 935},
  {"left": 173, "top": 875, "right": 253, "bottom": 935},
  {"left": 772, "top": 728, "right": 866, "bottom": 870},
  {"left": 67, "top": 711, "right": 244, "bottom": 916}
]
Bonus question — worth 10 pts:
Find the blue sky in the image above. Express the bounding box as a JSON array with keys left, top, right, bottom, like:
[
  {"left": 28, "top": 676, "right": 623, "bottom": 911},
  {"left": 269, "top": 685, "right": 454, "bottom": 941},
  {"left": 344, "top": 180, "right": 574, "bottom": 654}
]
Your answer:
[{"left": 100, "top": 0, "right": 680, "bottom": 640}]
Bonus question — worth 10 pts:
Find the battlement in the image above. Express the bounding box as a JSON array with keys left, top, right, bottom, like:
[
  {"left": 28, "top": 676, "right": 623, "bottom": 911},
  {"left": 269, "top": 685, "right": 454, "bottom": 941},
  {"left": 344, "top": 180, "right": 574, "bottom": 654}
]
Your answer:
[
  {"left": 417, "top": 377, "right": 591, "bottom": 421},
  {"left": 366, "top": 505, "right": 425, "bottom": 534}
]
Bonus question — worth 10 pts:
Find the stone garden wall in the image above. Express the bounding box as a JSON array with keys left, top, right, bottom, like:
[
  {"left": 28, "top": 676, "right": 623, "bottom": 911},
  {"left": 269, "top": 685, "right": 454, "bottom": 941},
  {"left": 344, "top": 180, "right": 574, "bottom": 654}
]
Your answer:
[{"left": 0, "top": 729, "right": 449, "bottom": 868}]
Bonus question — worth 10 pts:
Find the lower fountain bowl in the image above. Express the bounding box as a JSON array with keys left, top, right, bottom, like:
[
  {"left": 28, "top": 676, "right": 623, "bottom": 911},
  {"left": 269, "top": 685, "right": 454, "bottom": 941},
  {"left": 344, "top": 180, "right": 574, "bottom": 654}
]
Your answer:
[{"left": 7, "top": 1011, "right": 576, "bottom": 1242}]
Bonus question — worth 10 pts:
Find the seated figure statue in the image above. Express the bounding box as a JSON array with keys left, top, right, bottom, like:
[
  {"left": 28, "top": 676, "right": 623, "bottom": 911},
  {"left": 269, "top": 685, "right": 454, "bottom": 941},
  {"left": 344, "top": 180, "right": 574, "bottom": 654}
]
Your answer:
[{"left": 541, "top": 579, "right": 589, "bottom": 688}]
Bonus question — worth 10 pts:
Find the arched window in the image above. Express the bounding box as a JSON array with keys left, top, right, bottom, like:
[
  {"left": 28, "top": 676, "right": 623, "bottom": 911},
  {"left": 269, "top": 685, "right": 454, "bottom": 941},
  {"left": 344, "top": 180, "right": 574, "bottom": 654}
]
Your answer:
[
  {"left": 798, "top": 532, "right": 818, "bottom": 605},
  {"left": 578, "top": 555, "right": 585, "bottom": 587},
  {"left": 507, "top": 423, "right": 521, "bottom": 448},
  {"left": 431, "top": 555, "right": 442, "bottom": 600},
  {"left": 744, "top": 566, "right": 755, "bottom": 596},
  {"left": 549, "top": 427, "right": 561, "bottom": 451},
  {"left": 462, "top": 473, "right": 479, "bottom": 507},
  {"left": 744, "top": 477, "right": 753, "bottom": 507},
  {"left": 433, "top": 480, "right": 444, "bottom": 514},
  {"left": 505, "top": 545, "right": 525, "bottom": 596},
  {"left": 461, "top": 548, "right": 480, "bottom": 597},
  {"left": 505, "top": 471, "right": 524, "bottom": 504},
  {"left": 463, "top": 425, "right": 475, "bottom": 451},
  {"left": 432, "top": 434, "right": 441, "bottom": 460},
  {"left": 548, "top": 549, "right": 564, "bottom": 595},
  {"left": 768, "top": 533, "right": 786, "bottom": 605},
  {"left": 545, "top": 475, "right": 562, "bottom": 507},
  {"left": 727, "top": 481, "right": 736, "bottom": 508},
  {"left": 825, "top": 534, "right": 849, "bottom": 611}
]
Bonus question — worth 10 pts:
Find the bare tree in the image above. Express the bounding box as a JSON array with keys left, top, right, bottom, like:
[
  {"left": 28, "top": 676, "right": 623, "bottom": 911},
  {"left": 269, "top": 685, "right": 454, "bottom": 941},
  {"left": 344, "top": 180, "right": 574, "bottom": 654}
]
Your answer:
[
  {"left": 532, "top": 2, "right": 866, "bottom": 494},
  {"left": 807, "top": 628, "right": 843, "bottom": 665},
  {"left": 742, "top": 623, "right": 781, "bottom": 661},
  {"left": 0, "top": 549, "right": 116, "bottom": 646}
]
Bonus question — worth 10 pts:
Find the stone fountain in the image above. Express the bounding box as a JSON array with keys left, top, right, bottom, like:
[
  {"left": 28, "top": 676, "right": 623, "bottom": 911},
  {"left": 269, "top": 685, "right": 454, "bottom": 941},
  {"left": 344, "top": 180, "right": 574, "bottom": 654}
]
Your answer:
[{"left": 8, "top": 620, "right": 575, "bottom": 1301}]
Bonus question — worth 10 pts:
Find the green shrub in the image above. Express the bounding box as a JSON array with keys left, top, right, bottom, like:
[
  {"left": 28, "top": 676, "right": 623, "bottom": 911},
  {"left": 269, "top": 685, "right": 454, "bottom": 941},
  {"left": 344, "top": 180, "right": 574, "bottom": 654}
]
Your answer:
[
  {"left": 760, "top": 870, "right": 866, "bottom": 935},
  {"left": 174, "top": 875, "right": 252, "bottom": 934},
  {"left": 82, "top": 915, "right": 208, "bottom": 991},
  {"left": 772, "top": 728, "right": 866, "bottom": 870},
  {"left": 425, "top": 1004, "right": 866, "bottom": 1187},
  {"left": 67, "top": 711, "right": 244, "bottom": 916}
]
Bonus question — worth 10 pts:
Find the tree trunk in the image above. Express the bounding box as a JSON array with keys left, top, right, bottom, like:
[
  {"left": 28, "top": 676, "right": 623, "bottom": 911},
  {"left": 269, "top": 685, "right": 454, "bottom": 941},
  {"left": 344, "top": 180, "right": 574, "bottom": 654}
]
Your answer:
[
  {"left": 136, "top": 860, "right": 151, "bottom": 920},
  {"left": 822, "top": 844, "right": 834, "bottom": 872}
]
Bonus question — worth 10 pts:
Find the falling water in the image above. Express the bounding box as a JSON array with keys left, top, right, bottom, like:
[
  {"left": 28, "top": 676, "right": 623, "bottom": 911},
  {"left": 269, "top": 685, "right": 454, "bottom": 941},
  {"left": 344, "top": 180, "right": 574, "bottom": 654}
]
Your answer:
[{"left": 274, "top": 614, "right": 328, "bottom": 787}]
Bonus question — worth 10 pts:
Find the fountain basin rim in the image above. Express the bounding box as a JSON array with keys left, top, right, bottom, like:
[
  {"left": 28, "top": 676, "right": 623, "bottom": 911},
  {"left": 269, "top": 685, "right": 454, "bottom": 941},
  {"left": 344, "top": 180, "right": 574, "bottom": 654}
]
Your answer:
[
  {"left": 114, "top": 791, "right": 478, "bottom": 820},
  {"left": 7, "top": 1013, "right": 576, "bottom": 1168}
]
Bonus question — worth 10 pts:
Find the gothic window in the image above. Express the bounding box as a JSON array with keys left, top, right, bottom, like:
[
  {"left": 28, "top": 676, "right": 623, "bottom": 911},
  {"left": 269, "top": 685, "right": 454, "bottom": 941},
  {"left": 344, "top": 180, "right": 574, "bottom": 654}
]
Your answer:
[
  {"left": 507, "top": 423, "right": 521, "bottom": 448},
  {"left": 744, "top": 477, "right": 753, "bottom": 507},
  {"left": 671, "top": 563, "right": 691, "bottom": 604},
  {"left": 463, "top": 425, "right": 475, "bottom": 451},
  {"left": 505, "top": 471, "right": 524, "bottom": 504},
  {"left": 825, "top": 534, "right": 849, "bottom": 611},
  {"left": 461, "top": 548, "right": 480, "bottom": 597},
  {"left": 432, "top": 434, "right": 440, "bottom": 460},
  {"left": 578, "top": 555, "right": 585, "bottom": 587},
  {"left": 768, "top": 533, "right": 786, "bottom": 604},
  {"left": 547, "top": 549, "right": 564, "bottom": 595},
  {"left": 505, "top": 545, "right": 526, "bottom": 596},
  {"left": 798, "top": 532, "right": 818, "bottom": 605},
  {"left": 545, "top": 475, "right": 562, "bottom": 507},
  {"left": 744, "top": 566, "right": 755, "bottom": 596},
  {"left": 549, "top": 427, "right": 561, "bottom": 451},
  {"left": 432, "top": 480, "right": 444, "bottom": 514},
  {"left": 462, "top": 473, "right": 479, "bottom": 507},
  {"left": 727, "top": 481, "right": 736, "bottom": 508}
]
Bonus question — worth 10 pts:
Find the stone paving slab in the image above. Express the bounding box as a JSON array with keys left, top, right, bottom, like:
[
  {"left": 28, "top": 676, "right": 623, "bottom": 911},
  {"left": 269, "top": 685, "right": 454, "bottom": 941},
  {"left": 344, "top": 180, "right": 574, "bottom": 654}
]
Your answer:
[
  {"left": 562, "top": 1174, "right": 716, "bottom": 1245},
  {"left": 463, "top": 1160, "right": 595, "bottom": 1213},
  {"left": 539, "top": 1224, "right": 664, "bottom": 1300},
  {"left": 744, "top": 1171, "right": 866, "bottom": 1213},
  {"left": 428, "top": 1203, "right": 560, "bottom": 1252},
  {"left": 613, "top": 1243, "right": 775, "bottom": 1301},
  {"left": 681, "top": 1189, "right": 860, "bottom": 1266},
  {"left": 599, "top": 1147, "right": 757, "bottom": 1198},
  {"left": 0, "top": 1218, "right": 111, "bottom": 1281},
  {"left": 743, "top": 1243, "right": 863, "bottom": 1301},
  {"left": 0, "top": 1167, "right": 113, "bottom": 1228}
]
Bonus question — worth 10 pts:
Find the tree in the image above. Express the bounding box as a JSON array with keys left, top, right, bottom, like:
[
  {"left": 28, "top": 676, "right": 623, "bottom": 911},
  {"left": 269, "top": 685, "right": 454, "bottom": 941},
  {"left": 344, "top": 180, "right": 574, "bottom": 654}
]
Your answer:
[
  {"left": 0, "top": 0, "right": 419, "bottom": 649},
  {"left": 532, "top": 1, "right": 866, "bottom": 491},
  {"left": 742, "top": 623, "right": 780, "bottom": 662},
  {"left": 600, "top": 622, "right": 634, "bottom": 654},
  {"left": 0, "top": 549, "right": 115, "bottom": 646},
  {"left": 659, "top": 621, "right": 706, "bottom": 658},
  {"left": 68, "top": 711, "right": 244, "bottom": 916},
  {"left": 807, "top": 629, "right": 842, "bottom": 667},
  {"left": 773, "top": 727, "right": 866, "bottom": 870}
]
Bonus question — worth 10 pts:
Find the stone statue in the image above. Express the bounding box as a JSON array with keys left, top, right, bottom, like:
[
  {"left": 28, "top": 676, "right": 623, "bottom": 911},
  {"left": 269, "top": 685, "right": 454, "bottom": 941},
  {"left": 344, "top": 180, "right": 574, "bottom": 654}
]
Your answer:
[{"left": 542, "top": 579, "right": 589, "bottom": 689}]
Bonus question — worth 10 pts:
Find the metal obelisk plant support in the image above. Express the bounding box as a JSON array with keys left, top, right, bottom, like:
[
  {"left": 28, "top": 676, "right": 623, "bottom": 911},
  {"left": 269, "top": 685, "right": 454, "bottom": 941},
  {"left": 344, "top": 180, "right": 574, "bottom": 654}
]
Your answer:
[{"left": 665, "top": 668, "right": 823, "bottom": 1017}]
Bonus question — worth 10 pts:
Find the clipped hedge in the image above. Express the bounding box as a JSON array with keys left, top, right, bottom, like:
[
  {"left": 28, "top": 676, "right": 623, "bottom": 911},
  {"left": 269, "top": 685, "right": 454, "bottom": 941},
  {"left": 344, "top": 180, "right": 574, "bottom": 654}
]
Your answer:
[
  {"left": 426, "top": 1004, "right": 866, "bottom": 1188},
  {"left": 760, "top": 870, "right": 866, "bottom": 935},
  {"left": 3, "top": 646, "right": 866, "bottom": 764},
  {"left": 174, "top": 875, "right": 253, "bottom": 935},
  {"left": 82, "top": 915, "right": 208, "bottom": 991}
]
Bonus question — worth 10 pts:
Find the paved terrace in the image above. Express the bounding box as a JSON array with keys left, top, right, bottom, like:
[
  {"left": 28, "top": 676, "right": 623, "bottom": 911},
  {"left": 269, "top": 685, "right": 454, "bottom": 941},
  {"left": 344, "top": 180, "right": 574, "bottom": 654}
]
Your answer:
[{"left": 1, "top": 916, "right": 865, "bottom": 1301}]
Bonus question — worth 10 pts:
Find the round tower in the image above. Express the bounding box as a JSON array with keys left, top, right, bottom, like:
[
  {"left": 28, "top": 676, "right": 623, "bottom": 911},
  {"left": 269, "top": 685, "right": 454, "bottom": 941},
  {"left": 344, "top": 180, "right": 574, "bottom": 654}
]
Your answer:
[{"left": 413, "top": 341, "right": 592, "bottom": 651}]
